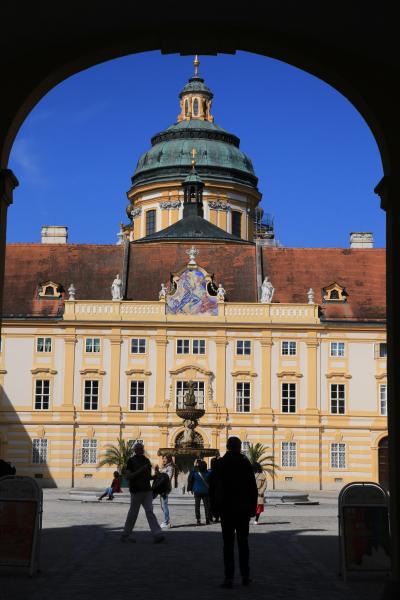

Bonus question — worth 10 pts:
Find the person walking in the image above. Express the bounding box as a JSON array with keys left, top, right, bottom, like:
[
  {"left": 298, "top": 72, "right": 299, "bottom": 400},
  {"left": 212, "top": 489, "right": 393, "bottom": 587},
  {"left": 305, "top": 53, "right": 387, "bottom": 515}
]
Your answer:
[
  {"left": 188, "top": 459, "right": 211, "bottom": 525},
  {"left": 121, "top": 442, "right": 164, "bottom": 544},
  {"left": 253, "top": 462, "right": 267, "bottom": 524},
  {"left": 98, "top": 471, "right": 122, "bottom": 501},
  {"left": 209, "top": 437, "right": 257, "bottom": 588},
  {"left": 159, "top": 454, "right": 175, "bottom": 529}
]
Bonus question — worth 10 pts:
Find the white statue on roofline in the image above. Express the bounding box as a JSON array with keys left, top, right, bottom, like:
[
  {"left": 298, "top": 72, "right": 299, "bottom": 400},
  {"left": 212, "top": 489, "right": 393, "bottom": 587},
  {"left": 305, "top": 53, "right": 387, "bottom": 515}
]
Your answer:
[
  {"left": 111, "top": 274, "right": 123, "bottom": 301},
  {"left": 261, "top": 276, "right": 274, "bottom": 304}
]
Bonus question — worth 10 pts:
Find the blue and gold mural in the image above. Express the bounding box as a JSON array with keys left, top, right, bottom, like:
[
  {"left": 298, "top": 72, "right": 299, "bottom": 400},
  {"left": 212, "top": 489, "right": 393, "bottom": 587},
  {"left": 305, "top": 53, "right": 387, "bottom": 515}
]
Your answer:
[{"left": 166, "top": 268, "right": 218, "bottom": 315}]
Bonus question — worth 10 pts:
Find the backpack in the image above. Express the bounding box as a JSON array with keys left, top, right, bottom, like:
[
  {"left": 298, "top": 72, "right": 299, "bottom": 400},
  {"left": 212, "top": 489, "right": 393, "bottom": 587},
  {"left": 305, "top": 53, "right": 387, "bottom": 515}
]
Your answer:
[{"left": 152, "top": 472, "right": 171, "bottom": 499}]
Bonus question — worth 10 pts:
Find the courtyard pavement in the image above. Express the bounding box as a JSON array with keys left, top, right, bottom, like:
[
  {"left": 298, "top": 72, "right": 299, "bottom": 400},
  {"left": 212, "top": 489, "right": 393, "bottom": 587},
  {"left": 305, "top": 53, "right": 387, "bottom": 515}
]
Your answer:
[{"left": 0, "top": 490, "right": 388, "bottom": 600}]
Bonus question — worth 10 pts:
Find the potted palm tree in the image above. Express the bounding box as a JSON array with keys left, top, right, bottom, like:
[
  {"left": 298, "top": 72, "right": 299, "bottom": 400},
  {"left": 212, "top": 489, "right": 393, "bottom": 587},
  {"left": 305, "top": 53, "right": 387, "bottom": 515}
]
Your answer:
[
  {"left": 244, "top": 443, "right": 279, "bottom": 480},
  {"left": 98, "top": 438, "right": 135, "bottom": 488}
]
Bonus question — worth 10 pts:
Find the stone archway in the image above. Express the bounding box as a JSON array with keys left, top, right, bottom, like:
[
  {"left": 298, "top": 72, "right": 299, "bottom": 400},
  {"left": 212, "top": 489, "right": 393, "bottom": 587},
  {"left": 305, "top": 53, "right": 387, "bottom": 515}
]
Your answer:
[{"left": 378, "top": 436, "right": 389, "bottom": 491}]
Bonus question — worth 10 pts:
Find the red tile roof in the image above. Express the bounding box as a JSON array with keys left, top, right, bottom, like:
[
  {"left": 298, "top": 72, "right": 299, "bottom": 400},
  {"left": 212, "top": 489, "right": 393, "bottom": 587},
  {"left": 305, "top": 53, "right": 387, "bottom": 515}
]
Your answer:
[
  {"left": 126, "top": 241, "right": 257, "bottom": 302},
  {"left": 2, "top": 242, "right": 386, "bottom": 322},
  {"left": 3, "top": 244, "right": 123, "bottom": 318},
  {"left": 262, "top": 247, "right": 386, "bottom": 321}
]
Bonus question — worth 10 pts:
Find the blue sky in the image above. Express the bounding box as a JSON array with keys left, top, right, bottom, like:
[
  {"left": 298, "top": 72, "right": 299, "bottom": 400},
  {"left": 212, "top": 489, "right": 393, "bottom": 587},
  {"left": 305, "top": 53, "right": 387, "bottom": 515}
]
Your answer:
[{"left": 8, "top": 51, "right": 384, "bottom": 247}]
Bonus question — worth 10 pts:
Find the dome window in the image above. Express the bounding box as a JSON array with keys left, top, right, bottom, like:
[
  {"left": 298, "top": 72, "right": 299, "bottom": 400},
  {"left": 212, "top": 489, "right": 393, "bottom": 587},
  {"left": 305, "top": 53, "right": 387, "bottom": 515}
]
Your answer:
[
  {"left": 38, "top": 281, "right": 61, "bottom": 299},
  {"left": 322, "top": 283, "right": 347, "bottom": 302},
  {"left": 193, "top": 98, "right": 199, "bottom": 116},
  {"left": 185, "top": 100, "right": 189, "bottom": 116}
]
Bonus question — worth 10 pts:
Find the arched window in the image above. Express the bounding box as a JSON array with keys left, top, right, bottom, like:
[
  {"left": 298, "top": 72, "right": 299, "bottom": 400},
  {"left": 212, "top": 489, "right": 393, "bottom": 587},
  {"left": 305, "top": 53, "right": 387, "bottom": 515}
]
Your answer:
[
  {"left": 329, "top": 289, "right": 339, "bottom": 300},
  {"left": 232, "top": 211, "right": 242, "bottom": 238},
  {"left": 44, "top": 285, "right": 55, "bottom": 296},
  {"left": 185, "top": 100, "right": 189, "bottom": 116},
  {"left": 193, "top": 98, "right": 199, "bottom": 116},
  {"left": 145, "top": 209, "right": 156, "bottom": 236}
]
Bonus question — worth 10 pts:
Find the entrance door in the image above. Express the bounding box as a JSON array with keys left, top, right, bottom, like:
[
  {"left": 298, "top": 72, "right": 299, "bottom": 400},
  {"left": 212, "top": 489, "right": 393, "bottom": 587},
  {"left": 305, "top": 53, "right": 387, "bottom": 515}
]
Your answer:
[{"left": 378, "top": 437, "right": 389, "bottom": 490}]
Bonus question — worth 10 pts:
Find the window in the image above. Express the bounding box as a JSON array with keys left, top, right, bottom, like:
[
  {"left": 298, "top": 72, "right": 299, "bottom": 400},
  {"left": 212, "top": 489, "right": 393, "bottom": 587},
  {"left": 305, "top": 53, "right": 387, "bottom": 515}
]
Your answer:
[
  {"left": 82, "top": 439, "right": 97, "bottom": 464},
  {"left": 176, "top": 381, "right": 205, "bottom": 409},
  {"left": 282, "top": 341, "right": 297, "bottom": 356},
  {"left": 32, "top": 438, "right": 48, "bottom": 464},
  {"left": 85, "top": 338, "right": 100, "bottom": 353},
  {"left": 282, "top": 442, "right": 297, "bottom": 467},
  {"left": 185, "top": 100, "right": 189, "bottom": 116},
  {"left": 329, "top": 289, "right": 339, "bottom": 300},
  {"left": 378, "top": 343, "right": 387, "bottom": 358},
  {"left": 242, "top": 441, "right": 251, "bottom": 456},
  {"left": 193, "top": 98, "right": 199, "bottom": 116},
  {"left": 128, "top": 438, "right": 144, "bottom": 448},
  {"left": 330, "top": 384, "right": 345, "bottom": 414},
  {"left": 380, "top": 384, "right": 387, "bottom": 416},
  {"left": 330, "top": 342, "right": 345, "bottom": 357},
  {"left": 44, "top": 285, "right": 56, "bottom": 296},
  {"left": 131, "top": 338, "right": 146, "bottom": 354},
  {"left": 192, "top": 339, "right": 205, "bottom": 355},
  {"left": 177, "top": 339, "right": 190, "bottom": 354},
  {"left": 36, "top": 337, "right": 52, "bottom": 353},
  {"left": 330, "top": 443, "right": 346, "bottom": 469},
  {"left": 130, "top": 381, "right": 145, "bottom": 411},
  {"left": 145, "top": 209, "right": 156, "bottom": 236},
  {"left": 232, "top": 210, "right": 242, "bottom": 238},
  {"left": 236, "top": 382, "right": 251, "bottom": 412},
  {"left": 236, "top": 340, "right": 251, "bottom": 356},
  {"left": 281, "top": 383, "right": 296, "bottom": 413},
  {"left": 84, "top": 380, "right": 99, "bottom": 410},
  {"left": 34, "top": 380, "right": 50, "bottom": 410}
]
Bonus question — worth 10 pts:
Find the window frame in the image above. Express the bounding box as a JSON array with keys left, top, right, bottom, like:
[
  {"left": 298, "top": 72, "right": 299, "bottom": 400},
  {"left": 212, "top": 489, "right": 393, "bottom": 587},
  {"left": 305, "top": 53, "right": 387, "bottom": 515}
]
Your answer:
[
  {"left": 176, "top": 380, "right": 205, "bottom": 410},
  {"left": 83, "top": 379, "right": 100, "bottom": 411},
  {"left": 130, "top": 338, "right": 146, "bottom": 355},
  {"left": 231, "top": 210, "right": 242, "bottom": 238},
  {"left": 176, "top": 339, "right": 190, "bottom": 355},
  {"left": 85, "top": 337, "right": 101, "bottom": 354},
  {"left": 34, "top": 379, "right": 51, "bottom": 410},
  {"left": 36, "top": 336, "right": 52, "bottom": 353},
  {"left": 378, "top": 342, "right": 387, "bottom": 358},
  {"left": 379, "top": 383, "right": 387, "bottom": 416},
  {"left": 330, "top": 442, "right": 346, "bottom": 469},
  {"left": 145, "top": 209, "right": 156, "bottom": 236},
  {"left": 32, "top": 438, "right": 48, "bottom": 464},
  {"left": 281, "top": 341, "right": 297, "bottom": 356},
  {"left": 330, "top": 341, "right": 345, "bottom": 358},
  {"left": 81, "top": 438, "right": 97, "bottom": 465},
  {"left": 330, "top": 383, "right": 346, "bottom": 415},
  {"left": 235, "top": 381, "right": 251, "bottom": 413},
  {"left": 281, "top": 382, "right": 297, "bottom": 413},
  {"left": 129, "top": 380, "right": 145, "bottom": 411},
  {"left": 281, "top": 441, "right": 297, "bottom": 468},
  {"left": 192, "top": 339, "right": 206, "bottom": 355},
  {"left": 236, "top": 339, "right": 252, "bottom": 356}
]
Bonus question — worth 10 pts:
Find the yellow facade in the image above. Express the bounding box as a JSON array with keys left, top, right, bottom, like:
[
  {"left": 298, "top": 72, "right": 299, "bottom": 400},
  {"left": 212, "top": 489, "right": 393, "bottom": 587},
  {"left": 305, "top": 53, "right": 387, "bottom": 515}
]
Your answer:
[{"left": 0, "top": 298, "right": 387, "bottom": 489}]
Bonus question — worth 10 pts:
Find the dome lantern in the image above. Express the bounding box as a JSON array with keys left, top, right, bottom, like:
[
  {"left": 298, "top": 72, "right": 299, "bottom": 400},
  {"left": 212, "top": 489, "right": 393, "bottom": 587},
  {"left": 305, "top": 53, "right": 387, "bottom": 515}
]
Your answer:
[{"left": 177, "top": 56, "right": 214, "bottom": 123}]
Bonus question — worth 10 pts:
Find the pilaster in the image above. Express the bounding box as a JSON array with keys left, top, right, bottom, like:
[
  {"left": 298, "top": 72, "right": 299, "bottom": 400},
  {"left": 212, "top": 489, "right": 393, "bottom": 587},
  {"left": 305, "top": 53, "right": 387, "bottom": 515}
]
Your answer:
[
  {"left": 155, "top": 331, "right": 168, "bottom": 409},
  {"left": 0, "top": 169, "right": 18, "bottom": 319},
  {"left": 215, "top": 334, "right": 227, "bottom": 408},
  {"left": 305, "top": 334, "right": 319, "bottom": 417},
  {"left": 108, "top": 329, "right": 122, "bottom": 412},
  {"left": 259, "top": 334, "right": 273, "bottom": 415},
  {"left": 62, "top": 329, "right": 77, "bottom": 413}
]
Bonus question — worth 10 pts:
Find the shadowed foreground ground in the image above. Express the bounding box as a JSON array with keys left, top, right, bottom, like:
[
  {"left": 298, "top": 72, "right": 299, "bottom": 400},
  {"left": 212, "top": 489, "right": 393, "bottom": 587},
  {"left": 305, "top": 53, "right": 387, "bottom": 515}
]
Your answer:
[{"left": 0, "top": 491, "right": 388, "bottom": 600}]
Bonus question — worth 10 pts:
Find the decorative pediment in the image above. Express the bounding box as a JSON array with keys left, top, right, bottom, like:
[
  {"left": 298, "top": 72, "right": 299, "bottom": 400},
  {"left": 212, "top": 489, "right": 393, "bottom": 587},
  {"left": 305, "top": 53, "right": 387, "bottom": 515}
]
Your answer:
[
  {"left": 36, "top": 426, "right": 46, "bottom": 439},
  {"left": 276, "top": 371, "right": 303, "bottom": 379},
  {"left": 375, "top": 372, "right": 387, "bottom": 380},
  {"left": 169, "top": 365, "right": 213, "bottom": 377},
  {"left": 325, "top": 372, "right": 352, "bottom": 379},
  {"left": 86, "top": 427, "right": 95, "bottom": 439},
  {"left": 334, "top": 432, "right": 344, "bottom": 443},
  {"left": 231, "top": 370, "right": 258, "bottom": 378},
  {"left": 164, "top": 247, "right": 219, "bottom": 315},
  {"left": 79, "top": 368, "right": 106, "bottom": 375},
  {"left": 31, "top": 367, "right": 57, "bottom": 375},
  {"left": 125, "top": 369, "right": 152, "bottom": 376},
  {"left": 322, "top": 282, "right": 347, "bottom": 303},
  {"left": 284, "top": 430, "right": 294, "bottom": 442},
  {"left": 38, "top": 281, "right": 62, "bottom": 298}
]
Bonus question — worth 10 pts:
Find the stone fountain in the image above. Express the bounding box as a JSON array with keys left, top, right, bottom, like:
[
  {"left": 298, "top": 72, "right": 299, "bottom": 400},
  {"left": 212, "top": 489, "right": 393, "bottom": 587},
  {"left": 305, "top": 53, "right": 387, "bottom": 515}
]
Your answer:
[{"left": 158, "top": 380, "right": 220, "bottom": 461}]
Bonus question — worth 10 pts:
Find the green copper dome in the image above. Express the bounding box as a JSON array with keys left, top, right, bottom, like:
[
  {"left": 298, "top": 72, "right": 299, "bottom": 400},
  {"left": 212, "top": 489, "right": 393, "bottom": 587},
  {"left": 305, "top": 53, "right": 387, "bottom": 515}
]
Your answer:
[
  {"left": 131, "top": 65, "right": 258, "bottom": 190},
  {"left": 132, "top": 120, "right": 258, "bottom": 189}
]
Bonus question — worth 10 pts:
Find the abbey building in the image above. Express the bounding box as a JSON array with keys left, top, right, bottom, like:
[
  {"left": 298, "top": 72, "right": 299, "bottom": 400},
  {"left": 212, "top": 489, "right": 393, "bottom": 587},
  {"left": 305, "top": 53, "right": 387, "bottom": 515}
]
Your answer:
[{"left": 0, "top": 59, "right": 387, "bottom": 489}]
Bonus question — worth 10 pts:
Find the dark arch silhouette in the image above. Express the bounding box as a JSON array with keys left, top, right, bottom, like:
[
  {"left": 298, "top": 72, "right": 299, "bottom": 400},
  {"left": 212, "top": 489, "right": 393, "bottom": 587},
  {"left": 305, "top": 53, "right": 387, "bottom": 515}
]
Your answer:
[{"left": 0, "top": 4, "right": 398, "bottom": 598}]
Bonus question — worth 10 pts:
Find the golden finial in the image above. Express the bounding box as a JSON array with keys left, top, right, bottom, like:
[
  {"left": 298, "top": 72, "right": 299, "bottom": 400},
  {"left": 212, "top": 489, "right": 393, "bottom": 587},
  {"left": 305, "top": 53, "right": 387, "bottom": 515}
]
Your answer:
[
  {"left": 191, "top": 148, "right": 197, "bottom": 168},
  {"left": 194, "top": 55, "right": 200, "bottom": 77}
]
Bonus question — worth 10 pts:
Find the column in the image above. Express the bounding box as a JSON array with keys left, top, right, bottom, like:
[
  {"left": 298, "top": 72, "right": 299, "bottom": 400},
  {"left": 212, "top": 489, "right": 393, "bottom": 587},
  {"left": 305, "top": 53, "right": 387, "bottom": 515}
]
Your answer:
[
  {"left": 0, "top": 169, "right": 18, "bottom": 318},
  {"left": 375, "top": 174, "right": 400, "bottom": 598},
  {"left": 108, "top": 329, "right": 122, "bottom": 412},
  {"left": 62, "top": 328, "right": 77, "bottom": 411},
  {"left": 305, "top": 334, "right": 319, "bottom": 414},
  {"left": 155, "top": 331, "right": 167, "bottom": 409},
  {"left": 260, "top": 333, "right": 273, "bottom": 414},
  {"left": 215, "top": 334, "right": 227, "bottom": 408}
]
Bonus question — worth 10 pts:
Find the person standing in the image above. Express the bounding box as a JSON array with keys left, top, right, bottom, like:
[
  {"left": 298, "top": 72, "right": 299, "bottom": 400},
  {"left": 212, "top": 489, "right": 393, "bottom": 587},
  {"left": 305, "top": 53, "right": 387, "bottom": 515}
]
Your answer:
[
  {"left": 188, "top": 459, "right": 211, "bottom": 525},
  {"left": 159, "top": 454, "right": 175, "bottom": 529},
  {"left": 209, "top": 437, "right": 257, "bottom": 588},
  {"left": 121, "top": 442, "right": 164, "bottom": 544},
  {"left": 252, "top": 462, "right": 267, "bottom": 524}
]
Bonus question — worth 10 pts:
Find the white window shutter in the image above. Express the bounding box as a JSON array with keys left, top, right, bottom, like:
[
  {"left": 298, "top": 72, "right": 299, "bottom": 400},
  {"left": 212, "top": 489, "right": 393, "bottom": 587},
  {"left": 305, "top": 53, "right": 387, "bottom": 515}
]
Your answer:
[{"left": 75, "top": 448, "right": 82, "bottom": 465}]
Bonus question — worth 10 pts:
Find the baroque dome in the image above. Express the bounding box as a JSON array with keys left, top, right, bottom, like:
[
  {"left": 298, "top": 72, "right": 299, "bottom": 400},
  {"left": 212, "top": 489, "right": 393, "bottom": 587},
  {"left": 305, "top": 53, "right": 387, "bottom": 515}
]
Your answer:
[{"left": 131, "top": 61, "right": 258, "bottom": 190}]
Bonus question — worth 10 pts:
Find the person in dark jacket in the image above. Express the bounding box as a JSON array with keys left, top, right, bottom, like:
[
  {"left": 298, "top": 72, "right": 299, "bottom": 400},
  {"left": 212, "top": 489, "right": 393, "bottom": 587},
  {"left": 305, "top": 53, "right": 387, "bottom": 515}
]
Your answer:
[
  {"left": 187, "top": 459, "right": 211, "bottom": 525},
  {"left": 121, "top": 442, "right": 164, "bottom": 543},
  {"left": 209, "top": 437, "right": 257, "bottom": 588}
]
